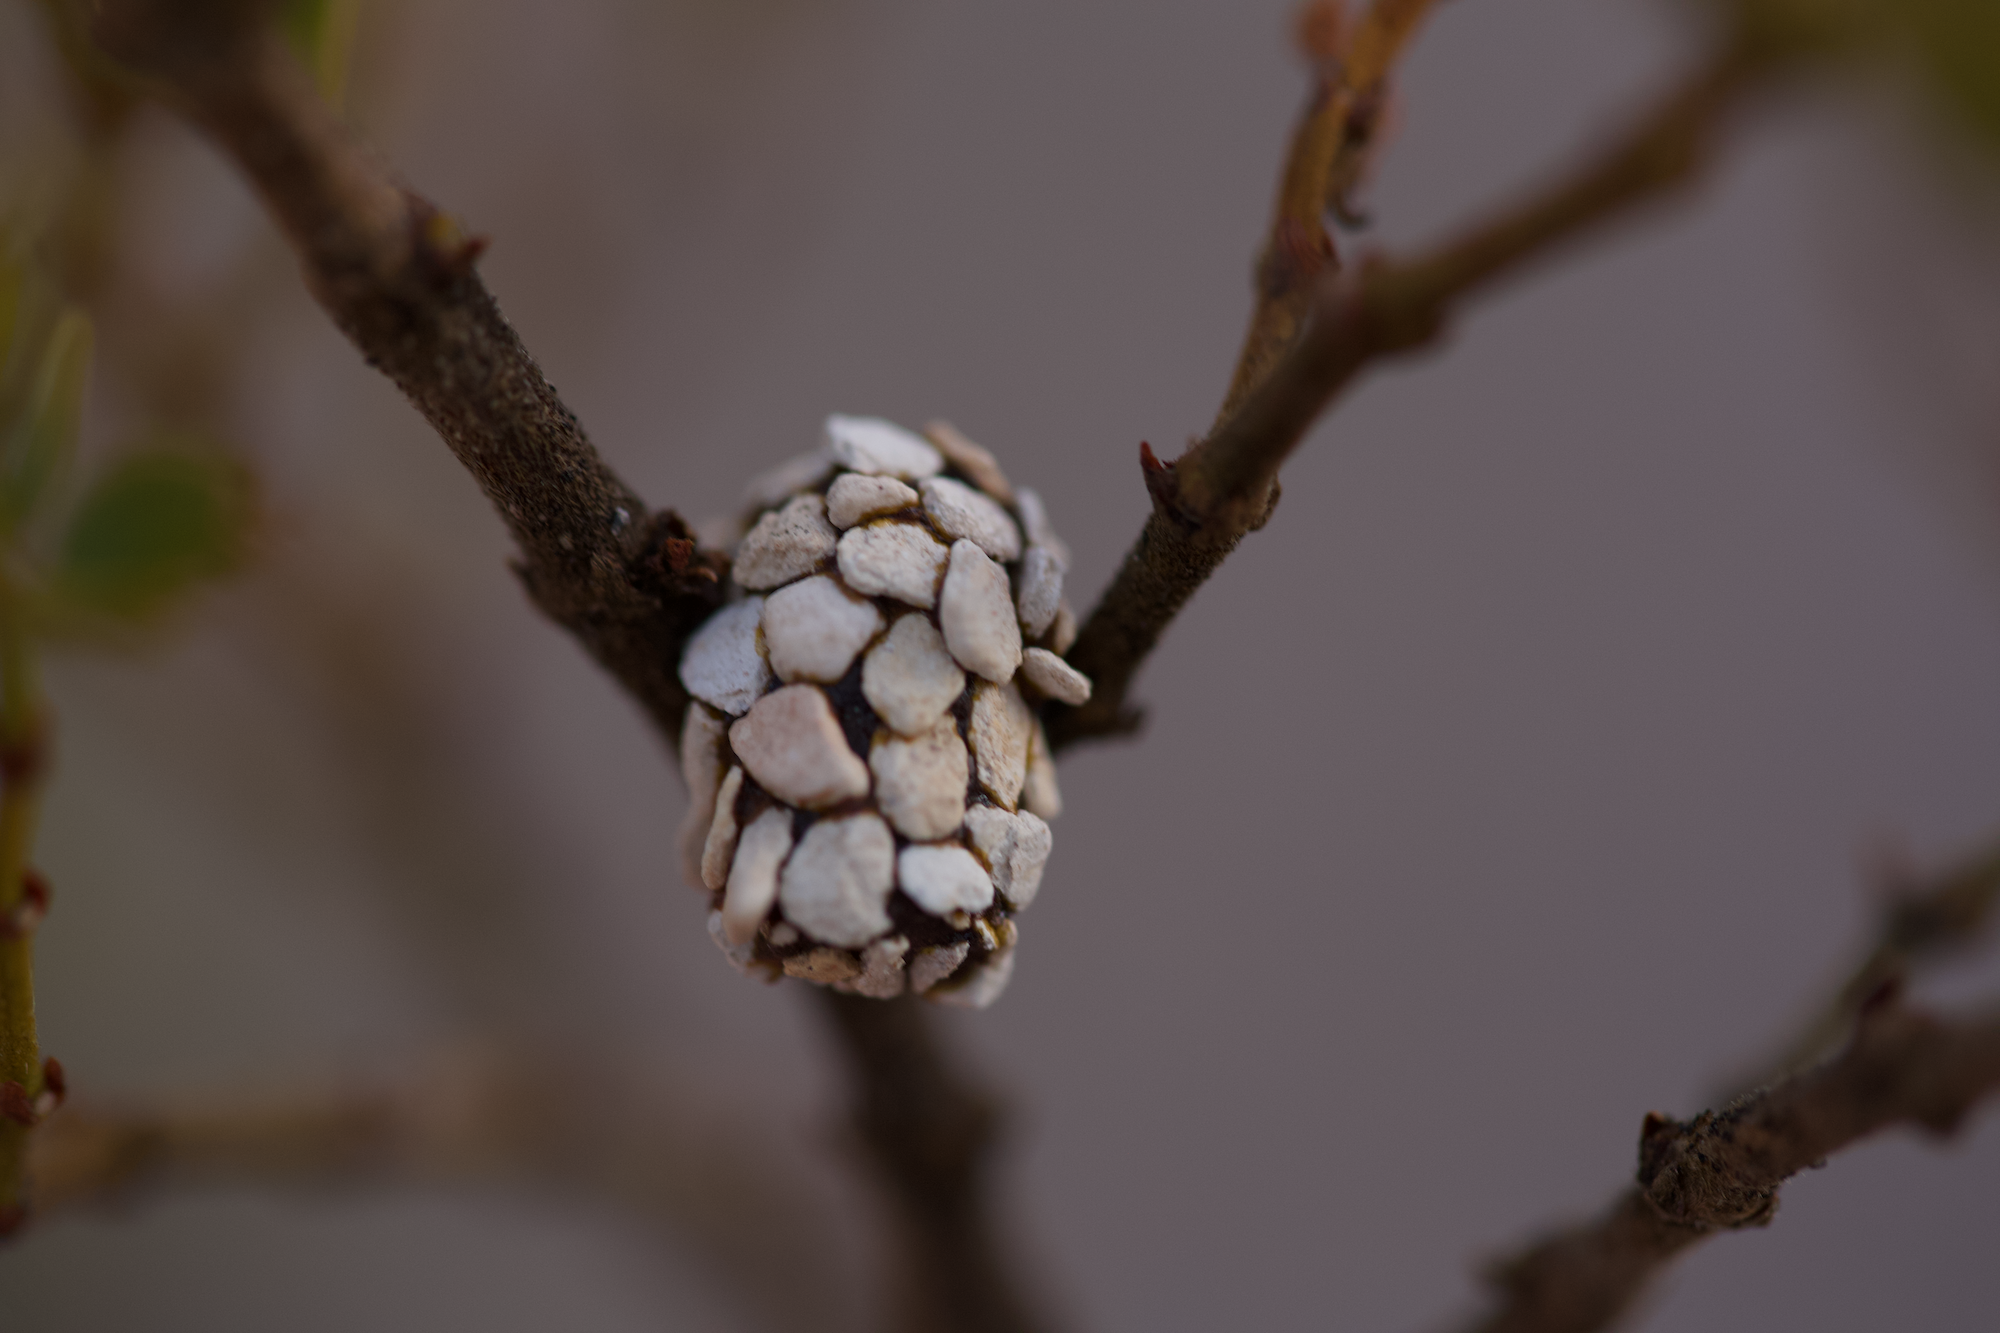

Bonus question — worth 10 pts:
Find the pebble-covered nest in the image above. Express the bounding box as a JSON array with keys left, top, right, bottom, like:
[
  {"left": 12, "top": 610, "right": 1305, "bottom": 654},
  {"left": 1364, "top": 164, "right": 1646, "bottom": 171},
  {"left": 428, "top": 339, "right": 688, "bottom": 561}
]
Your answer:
[{"left": 678, "top": 416, "right": 1087, "bottom": 1006}]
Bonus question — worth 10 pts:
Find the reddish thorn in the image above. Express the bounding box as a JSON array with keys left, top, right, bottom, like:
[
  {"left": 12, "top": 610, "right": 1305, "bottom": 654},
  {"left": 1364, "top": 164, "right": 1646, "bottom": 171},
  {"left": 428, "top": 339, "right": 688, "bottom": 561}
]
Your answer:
[
  {"left": 0, "top": 870, "right": 47, "bottom": 942},
  {"left": 0, "top": 1082, "right": 32, "bottom": 1127},
  {"left": 1639, "top": 1111, "right": 1676, "bottom": 1141},
  {"left": 38, "top": 1057, "right": 64, "bottom": 1115},
  {"left": 1139, "top": 441, "right": 1170, "bottom": 475}
]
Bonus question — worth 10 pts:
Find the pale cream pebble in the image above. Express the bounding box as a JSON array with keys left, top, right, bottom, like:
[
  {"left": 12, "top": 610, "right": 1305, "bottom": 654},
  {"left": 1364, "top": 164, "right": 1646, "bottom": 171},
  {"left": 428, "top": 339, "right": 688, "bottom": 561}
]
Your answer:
[
  {"left": 1014, "top": 545, "right": 1064, "bottom": 637},
  {"left": 824, "top": 414, "right": 943, "bottom": 479},
  {"left": 742, "top": 448, "right": 834, "bottom": 509},
  {"left": 778, "top": 813, "right": 897, "bottom": 947},
  {"left": 930, "top": 946, "right": 1016, "bottom": 1009},
  {"left": 939, "top": 541, "right": 1022, "bottom": 683},
  {"left": 700, "top": 766, "right": 746, "bottom": 892},
  {"left": 861, "top": 615, "right": 965, "bottom": 737},
  {"left": 708, "top": 909, "right": 757, "bottom": 975},
  {"left": 722, "top": 805, "right": 792, "bottom": 946},
  {"left": 897, "top": 843, "right": 995, "bottom": 918},
  {"left": 1048, "top": 600, "right": 1078, "bottom": 655},
  {"left": 677, "top": 703, "right": 729, "bottom": 889},
  {"left": 968, "top": 680, "right": 1031, "bottom": 809},
  {"left": 1014, "top": 487, "right": 1071, "bottom": 567},
  {"left": 841, "top": 935, "right": 910, "bottom": 999},
  {"left": 1021, "top": 717, "right": 1063, "bottom": 820},
  {"left": 836, "top": 521, "right": 949, "bottom": 608},
  {"left": 732, "top": 493, "right": 837, "bottom": 590},
  {"left": 870, "top": 716, "right": 969, "bottom": 841},
  {"left": 909, "top": 942, "right": 971, "bottom": 994},
  {"left": 963, "top": 804, "right": 1053, "bottom": 909},
  {"left": 728, "top": 685, "right": 871, "bottom": 808},
  {"left": 783, "top": 948, "right": 863, "bottom": 985},
  {"left": 679, "top": 598, "right": 769, "bottom": 715},
  {"left": 767, "top": 922, "right": 799, "bottom": 947},
  {"left": 922, "top": 420, "right": 1015, "bottom": 505},
  {"left": 1019, "top": 646, "right": 1091, "bottom": 706},
  {"left": 921, "top": 476, "right": 1022, "bottom": 563},
  {"left": 827, "top": 473, "right": 919, "bottom": 528},
  {"left": 762, "top": 575, "right": 885, "bottom": 683}
]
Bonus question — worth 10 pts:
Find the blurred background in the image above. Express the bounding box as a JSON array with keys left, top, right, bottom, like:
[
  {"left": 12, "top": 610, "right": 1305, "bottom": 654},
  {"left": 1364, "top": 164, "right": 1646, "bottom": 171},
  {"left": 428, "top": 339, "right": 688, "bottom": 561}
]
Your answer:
[{"left": 2, "top": 0, "right": 2000, "bottom": 1329}]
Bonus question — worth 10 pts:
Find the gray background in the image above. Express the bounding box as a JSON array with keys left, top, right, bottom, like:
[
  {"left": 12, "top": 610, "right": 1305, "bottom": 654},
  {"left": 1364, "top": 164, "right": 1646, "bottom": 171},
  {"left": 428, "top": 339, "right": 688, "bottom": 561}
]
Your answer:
[{"left": 2, "top": 0, "right": 1999, "bottom": 1329}]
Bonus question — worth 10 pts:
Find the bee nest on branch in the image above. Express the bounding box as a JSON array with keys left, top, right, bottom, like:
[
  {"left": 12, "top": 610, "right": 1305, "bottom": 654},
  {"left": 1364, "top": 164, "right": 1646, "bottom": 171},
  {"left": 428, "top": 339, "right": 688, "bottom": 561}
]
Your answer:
[{"left": 678, "top": 416, "right": 1084, "bottom": 1006}]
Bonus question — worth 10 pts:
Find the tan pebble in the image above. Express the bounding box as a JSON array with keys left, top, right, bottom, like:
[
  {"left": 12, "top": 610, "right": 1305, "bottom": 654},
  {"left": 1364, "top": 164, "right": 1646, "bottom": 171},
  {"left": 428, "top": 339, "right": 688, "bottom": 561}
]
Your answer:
[
  {"left": 722, "top": 805, "right": 791, "bottom": 945},
  {"left": 922, "top": 421, "right": 1015, "bottom": 505},
  {"left": 909, "top": 942, "right": 971, "bottom": 994},
  {"left": 897, "top": 843, "right": 995, "bottom": 918},
  {"left": 779, "top": 813, "right": 896, "bottom": 947},
  {"left": 679, "top": 598, "right": 769, "bottom": 715},
  {"left": 1048, "top": 600, "right": 1078, "bottom": 655},
  {"left": 1020, "top": 647, "right": 1091, "bottom": 705},
  {"left": 678, "top": 703, "right": 729, "bottom": 889},
  {"left": 922, "top": 476, "right": 1021, "bottom": 562},
  {"left": 841, "top": 935, "right": 910, "bottom": 999},
  {"left": 964, "top": 804, "right": 1053, "bottom": 909},
  {"left": 939, "top": 541, "right": 1022, "bottom": 683},
  {"left": 968, "top": 680, "right": 1031, "bottom": 809},
  {"left": 870, "top": 715, "right": 969, "bottom": 840},
  {"left": 729, "top": 685, "right": 871, "bottom": 808},
  {"left": 1014, "top": 488, "right": 1070, "bottom": 567},
  {"left": 762, "top": 575, "right": 884, "bottom": 682},
  {"left": 708, "top": 909, "right": 759, "bottom": 974},
  {"left": 825, "top": 415, "right": 943, "bottom": 479},
  {"left": 733, "top": 494, "right": 837, "bottom": 590},
  {"left": 837, "top": 521, "right": 949, "bottom": 608},
  {"left": 929, "top": 946, "right": 1016, "bottom": 1009},
  {"left": 861, "top": 615, "right": 965, "bottom": 737},
  {"left": 827, "top": 473, "right": 919, "bottom": 528},
  {"left": 1022, "top": 716, "right": 1062, "bottom": 819},
  {"left": 701, "top": 766, "right": 746, "bottom": 892},
  {"left": 784, "top": 948, "right": 863, "bottom": 984},
  {"left": 1014, "top": 545, "right": 1064, "bottom": 637}
]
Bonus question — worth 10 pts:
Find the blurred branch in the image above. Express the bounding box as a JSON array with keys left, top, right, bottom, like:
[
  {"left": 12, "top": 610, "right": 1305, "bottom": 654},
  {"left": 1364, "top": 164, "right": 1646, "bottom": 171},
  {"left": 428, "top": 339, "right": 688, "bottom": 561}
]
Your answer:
[
  {"left": 29, "top": 1047, "right": 864, "bottom": 1333},
  {"left": 84, "top": 0, "right": 724, "bottom": 745},
  {"left": 1455, "top": 999, "right": 2000, "bottom": 1333},
  {"left": 1050, "top": 33, "right": 1767, "bottom": 750}
]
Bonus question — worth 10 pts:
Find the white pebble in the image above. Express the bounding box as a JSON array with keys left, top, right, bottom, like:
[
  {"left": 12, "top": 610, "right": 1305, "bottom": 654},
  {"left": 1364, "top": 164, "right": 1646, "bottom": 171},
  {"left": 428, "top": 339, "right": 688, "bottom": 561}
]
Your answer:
[
  {"left": 1048, "top": 600, "right": 1078, "bottom": 655},
  {"left": 722, "top": 804, "right": 791, "bottom": 945},
  {"left": 732, "top": 494, "right": 837, "bottom": 590},
  {"left": 768, "top": 922, "right": 799, "bottom": 947},
  {"left": 824, "top": 415, "right": 943, "bottom": 479},
  {"left": 922, "top": 421, "right": 1015, "bottom": 505},
  {"left": 939, "top": 541, "right": 1022, "bottom": 683},
  {"left": 679, "top": 598, "right": 769, "bottom": 715},
  {"left": 909, "top": 942, "right": 971, "bottom": 994},
  {"left": 827, "top": 473, "right": 919, "bottom": 528},
  {"left": 700, "top": 765, "right": 746, "bottom": 891},
  {"left": 779, "top": 813, "right": 896, "bottom": 947},
  {"left": 870, "top": 716, "right": 969, "bottom": 841},
  {"left": 784, "top": 948, "right": 862, "bottom": 984},
  {"left": 843, "top": 935, "right": 909, "bottom": 999},
  {"left": 897, "top": 843, "right": 995, "bottom": 918},
  {"left": 968, "top": 680, "right": 1031, "bottom": 809},
  {"left": 762, "top": 575, "right": 884, "bottom": 683},
  {"left": 729, "top": 685, "right": 871, "bottom": 808},
  {"left": 930, "top": 947, "right": 1016, "bottom": 1009},
  {"left": 964, "top": 805, "right": 1053, "bottom": 909},
  {"left": 1019, "top": 647, "right": 1091, "bottom": 705},
  {"left": 837, "top": 521, "right": 949, "bottom": 608},
  {"left": 742, "top": 448, "right": 833, "bottom": 509},
  {"left": 1014, "top": 487, "right": 1070, "bottom": 567},
  {"left": 1014, "top": 546, "right": 1064, "bottom": 638},
  {"left": 921, "top": 476, "right": 1021, "bottom": 563},
  {"left": 708, "top": 909, "right": 759, "bottom": 975},
  {"left": 678, "top": 703, "right": 729, "bottom": 889},
  {"left": 1022, "top": 717, "right": 1062, "bottom": 819},
  {"left": 861, "top": 615, "right": 966, "bottom": 737}
]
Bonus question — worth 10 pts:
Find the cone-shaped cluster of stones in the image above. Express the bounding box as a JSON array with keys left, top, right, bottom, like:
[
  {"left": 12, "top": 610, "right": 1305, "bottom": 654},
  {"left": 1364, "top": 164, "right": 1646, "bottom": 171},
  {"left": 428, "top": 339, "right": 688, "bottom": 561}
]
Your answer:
[{"left": 678, "top": 416, "right": 1088, "bottom": 1006}]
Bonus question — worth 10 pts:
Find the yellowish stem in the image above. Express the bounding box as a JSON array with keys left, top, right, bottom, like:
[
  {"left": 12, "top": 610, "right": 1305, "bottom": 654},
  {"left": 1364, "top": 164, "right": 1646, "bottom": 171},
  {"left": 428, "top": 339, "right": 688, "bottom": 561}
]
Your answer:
[{"left": 0, "top": 572, "right": 45, "bottom": 1227}]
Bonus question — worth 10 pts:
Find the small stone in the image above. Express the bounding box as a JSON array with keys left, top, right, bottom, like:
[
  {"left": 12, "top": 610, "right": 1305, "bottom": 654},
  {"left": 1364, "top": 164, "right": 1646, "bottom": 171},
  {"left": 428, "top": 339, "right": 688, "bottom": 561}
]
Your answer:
[
  {"left": 869, "top": 715, "right": 969, "bottom": 840},
  {"left": 837, "top": 521, "right": 949, "bottom": 608},
  {"left": 678, "top": 703, "right": 729, "bottom": 888},
  {"left": 729, "top": 684, "right": 871, "bottom": 808},
  {"left": 1020, "top": 647, "right": 1091, "bottom": 705},
  {"left": 1014, "top": 487, "right": 1070, "bottom": 567},
  {"left": 708, "top": 909, "right": 758, "bottom": 974},
  {"left": 680, "top": 598, "right": 769, "bottom": 715},
  {"left": 843, "top": 935, "right": 909, "bottom": 999},
  {"left": 1022, "top": 717, "right": 1062, "bottom": 819},
  {"left": 762, "top": 576, "right": 884, "bottom": 683},
  {"left": 968, "top": 680, "right": 1031, "bottom": 809},
  {"left": 732, "top": 494, "right": 837, "bottom": 590},
  {"left": 1048, "top": 600, "right": 1078, "bottom": 655},
  {"left": 964, "top": 805, "right": 1053, "bottom": 909},
  {"left": 1014, "top": 545, "right": 1064, "bottom": 637},
  {"left": 861, "top": 615, "right": 966, "bottom": 737},
  {"left": 825, "top": 414, "right": 943, "bottom": 479},
  {"left": 779, "top": 813, "right": 897, "bottom": 947},
  {"left": 897, "top": 843, "right": 995, "bottom": 918},
  {"left": 939, "top": 541, "right": 1022, "bottom": 683},
  {"left": 767, "top": 922, "right": 799, "bottom": 947},
  {"left": 722, "top": 804, "right": 791, "bottom": 945},
  {"left": 921, "top": 476, "right": 1021, "bottom": 563},
  {"left": 827, "top": 473, "right": 919, "bottom": 528},
  {"left": 784, "top": 948, "right": 863, "bottom": 984},
  {"left": 909, "top": 942, "right": 971, "bottom": 994},
  {"left": 922, "top": 421, "right": 1015, "bottom": 505},
  {"left": 700, "top": 765, "right": 746, "bottom": 891},
  {"left": 931, "top": 946, "right": 1016, "bottom": 1009},
  {"left": 742, "top": 448, "right": 834, "bottom": 509}
]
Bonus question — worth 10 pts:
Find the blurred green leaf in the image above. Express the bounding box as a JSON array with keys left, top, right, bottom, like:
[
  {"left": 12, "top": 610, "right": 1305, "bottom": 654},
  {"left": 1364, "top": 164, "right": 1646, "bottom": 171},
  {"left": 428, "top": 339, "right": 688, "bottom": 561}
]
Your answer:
[
  {"left": 1904, "top": 0, "right": 2000, "bottom": 155},
  {"left": 277, "top": 0, "right": 362, "bottom": 108},
  {"left": 0, "top": 309, "right": 91, "bottom": 538},
  {"left": 54, "top": 447, "right": 253, "bottom": 621}
]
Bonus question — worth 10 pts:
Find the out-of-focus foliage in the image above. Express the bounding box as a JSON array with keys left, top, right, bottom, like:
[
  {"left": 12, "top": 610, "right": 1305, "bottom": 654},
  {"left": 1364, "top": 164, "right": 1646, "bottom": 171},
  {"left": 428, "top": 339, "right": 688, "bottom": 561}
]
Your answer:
[
  {"left": 276, "top": 0, "right": 363, "bottom": 108},
  {"left": 55, "top": 447, "right": 252, "bottom": 622}
]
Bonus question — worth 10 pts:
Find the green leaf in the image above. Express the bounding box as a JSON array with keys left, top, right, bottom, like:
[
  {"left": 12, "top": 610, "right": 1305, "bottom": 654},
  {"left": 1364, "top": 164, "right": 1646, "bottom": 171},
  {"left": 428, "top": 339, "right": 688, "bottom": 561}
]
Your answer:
[
  {"left": 54, "top": 448, "right": 253, "bottom": 621},
  {"left": 276, "top": 0, "right": 362, "bottom": 108},
  {"left": 0, "top": 309, "right": 91, "bottom": 537},
  {"left": 1904, "top": 0, "right": 2000, "bottom": 156}
]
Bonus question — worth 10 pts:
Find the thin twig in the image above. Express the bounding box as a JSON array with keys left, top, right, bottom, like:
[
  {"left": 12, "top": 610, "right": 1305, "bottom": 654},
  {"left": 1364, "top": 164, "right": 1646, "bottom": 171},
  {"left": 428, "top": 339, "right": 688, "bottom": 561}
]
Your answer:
[
  {"left": 87, "top": 0, "right": 724, "bottom": 745},
  {"left": 1455, "top": 1000, "right": 2000, "bottom": 1333},
  {"left": 1049, "top": 37, "right": 1765, "bottom": 750}
]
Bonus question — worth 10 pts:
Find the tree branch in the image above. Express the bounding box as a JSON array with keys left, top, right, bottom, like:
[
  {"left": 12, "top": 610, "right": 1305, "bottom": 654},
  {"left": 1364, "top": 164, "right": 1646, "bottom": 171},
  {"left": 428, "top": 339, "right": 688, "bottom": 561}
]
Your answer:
[
  {"left": 1458, "top": 1000, "right": 2000, "bottom": 1333},
  {"left": 1049, "top": 36, "right": 1765, "bottom": 750},
  {"left": 86, "top": 0, "right": 723, "bottom": 744}
]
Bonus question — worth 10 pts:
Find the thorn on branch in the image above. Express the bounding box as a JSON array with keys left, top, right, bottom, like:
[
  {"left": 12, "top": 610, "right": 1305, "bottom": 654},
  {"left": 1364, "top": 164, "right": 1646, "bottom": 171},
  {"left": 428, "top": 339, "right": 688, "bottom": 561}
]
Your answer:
[
  {"left": 412, "top": 201, "right": 491, "bottom": 284},
  {"left": 1, "top": 1083, "right": 34, "bottom": 1128},
  {"left": 36, "top": 1059, "right": 66, "bottom": 1120}
]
